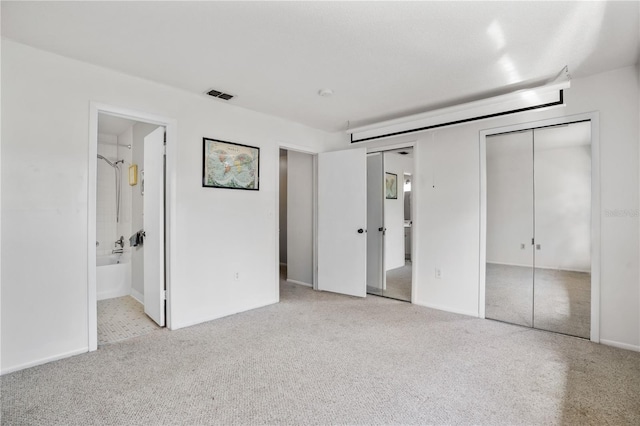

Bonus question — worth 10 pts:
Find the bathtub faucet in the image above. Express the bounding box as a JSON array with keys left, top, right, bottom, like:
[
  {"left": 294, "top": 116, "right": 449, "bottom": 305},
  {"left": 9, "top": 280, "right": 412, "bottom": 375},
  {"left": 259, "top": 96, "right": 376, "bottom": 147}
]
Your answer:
[
  {"left": 112, "top": 248, "right": 124, "bottom": 254},
  {"left": 115, "top": 236, "right": 124, "bottom": 248}
]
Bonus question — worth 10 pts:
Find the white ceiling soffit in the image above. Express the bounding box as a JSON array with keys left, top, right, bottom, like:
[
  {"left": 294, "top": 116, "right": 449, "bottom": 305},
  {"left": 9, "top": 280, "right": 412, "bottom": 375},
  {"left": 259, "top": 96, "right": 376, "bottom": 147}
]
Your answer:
[
  {"left": 349, "top": 73, "right": 570, "bottom": 143},
  {"left": 2, "top": 2, "right": 638, "bottom": 133}
]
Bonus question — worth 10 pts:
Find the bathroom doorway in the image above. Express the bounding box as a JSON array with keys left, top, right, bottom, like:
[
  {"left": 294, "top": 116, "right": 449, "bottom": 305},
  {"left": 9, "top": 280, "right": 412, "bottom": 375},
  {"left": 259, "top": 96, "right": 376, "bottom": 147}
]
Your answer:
[{"left": 89, "top": 104, "right": 176, "bottom": 350}]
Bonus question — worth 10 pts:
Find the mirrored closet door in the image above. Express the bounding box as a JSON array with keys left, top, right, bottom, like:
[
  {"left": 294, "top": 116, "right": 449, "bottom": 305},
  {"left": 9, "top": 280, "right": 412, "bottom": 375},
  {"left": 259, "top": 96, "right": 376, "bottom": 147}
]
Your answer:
[
  {"left": 366, "top": 149, "right": 413, "bottom": 302},
  {"left": 485, "top": 121, "right": 591, "bottom": 338}
]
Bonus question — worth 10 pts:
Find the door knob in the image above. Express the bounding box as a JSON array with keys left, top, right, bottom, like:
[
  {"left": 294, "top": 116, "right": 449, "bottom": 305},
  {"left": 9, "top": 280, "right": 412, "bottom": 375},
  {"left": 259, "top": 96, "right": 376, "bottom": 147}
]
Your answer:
[
  {"left": 357, "top": 228, "right": 365, "bottom": 234},
  {"left": 378, "top": 227, "right": 384, "bottom": 232}
]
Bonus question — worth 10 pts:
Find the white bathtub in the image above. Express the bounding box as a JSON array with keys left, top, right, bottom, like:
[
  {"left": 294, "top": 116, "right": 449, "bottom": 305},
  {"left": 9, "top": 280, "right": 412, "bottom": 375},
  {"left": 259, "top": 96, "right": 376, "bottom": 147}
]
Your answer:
[{"left": 97, "top": 252, "right": 131, "bottom": 300}]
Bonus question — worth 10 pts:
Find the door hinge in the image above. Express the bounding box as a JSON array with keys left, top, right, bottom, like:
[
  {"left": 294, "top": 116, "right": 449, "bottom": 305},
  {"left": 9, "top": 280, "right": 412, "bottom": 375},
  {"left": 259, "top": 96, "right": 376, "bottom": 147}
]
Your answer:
[
  {"left": 163, "top": 144, "right": 167, "bottom": 156},
  {"left": 531, "top": 238, "right": 535, "bottom": 245},
  {"left": 162, "top": 290, "right": 167, "bottom": 300}
]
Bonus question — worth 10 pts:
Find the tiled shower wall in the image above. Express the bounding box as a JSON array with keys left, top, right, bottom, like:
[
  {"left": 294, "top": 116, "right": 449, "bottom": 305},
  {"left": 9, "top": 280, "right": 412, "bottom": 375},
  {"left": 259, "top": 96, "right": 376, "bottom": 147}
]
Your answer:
[{"left": 97, "top": 132, "right": 133, "bottom": 257}]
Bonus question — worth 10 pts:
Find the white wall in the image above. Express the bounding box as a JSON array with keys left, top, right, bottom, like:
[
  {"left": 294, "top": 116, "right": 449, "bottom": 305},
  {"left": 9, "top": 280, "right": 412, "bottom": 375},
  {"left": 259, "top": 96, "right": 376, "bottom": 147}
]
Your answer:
[
  {"left": 96, "top": 135, "right": 118, "bottom": 256},
  {"left": 486, "top": 131, "right": 534, "bottom": 268},
  {"left": 1, "top": 40, "right": 336, "bottom": 373},
  {"left": 286, "top": 150, "right": 313, "bottom": 285},
  {"left": 1, "top": 5, "right": 4, "bottom": 372},
  {"left": 384, "top": 152, "right": 413, "bottom": 271},
  {"left": 534, "top": 142, "right": 591, "bottom": 272},
  {"left": 486, "top": 126, "right": 592, "bottom": 272},
  {"left": 116, "top": 127, "right": 133, "bottom": 257},
  {"left": 337, "top": 65, "right": 640, "bottom": 349}
]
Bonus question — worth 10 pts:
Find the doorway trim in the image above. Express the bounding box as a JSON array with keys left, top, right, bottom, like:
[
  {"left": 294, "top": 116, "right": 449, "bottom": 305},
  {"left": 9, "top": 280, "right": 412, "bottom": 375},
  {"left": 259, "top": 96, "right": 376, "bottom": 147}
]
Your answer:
[
  {"left": 275, "top": 143, "right": 320, "bottom": 296},
  {"left": 88, "top": 102, "right": 177, "bottom": 351},
  {"left": 478, "top": 112, "right": 600, "bottom": 343}
]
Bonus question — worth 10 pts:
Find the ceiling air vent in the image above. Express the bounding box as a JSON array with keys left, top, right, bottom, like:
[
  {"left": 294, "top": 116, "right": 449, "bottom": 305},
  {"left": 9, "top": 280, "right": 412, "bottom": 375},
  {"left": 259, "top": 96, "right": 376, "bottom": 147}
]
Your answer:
[{"left": 206, "top": 88, "right": 235, "bottom": 101}]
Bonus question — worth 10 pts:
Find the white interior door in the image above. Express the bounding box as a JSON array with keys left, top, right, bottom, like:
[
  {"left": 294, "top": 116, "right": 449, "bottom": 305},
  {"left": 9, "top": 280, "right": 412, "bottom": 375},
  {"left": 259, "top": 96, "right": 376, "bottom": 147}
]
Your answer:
[
  {"left": 317, "top": 148, "right": 367, "bottom": 297},
  {"left": 143, "top": 127, "right": 165, "bottom": 326}
]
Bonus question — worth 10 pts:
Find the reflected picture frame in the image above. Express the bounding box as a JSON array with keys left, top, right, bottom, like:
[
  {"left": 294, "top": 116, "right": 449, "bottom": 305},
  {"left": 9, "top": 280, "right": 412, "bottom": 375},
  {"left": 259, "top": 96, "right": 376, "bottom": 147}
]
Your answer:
[{"left": 385, "top": 172, "right": 397, "bottom": 199}]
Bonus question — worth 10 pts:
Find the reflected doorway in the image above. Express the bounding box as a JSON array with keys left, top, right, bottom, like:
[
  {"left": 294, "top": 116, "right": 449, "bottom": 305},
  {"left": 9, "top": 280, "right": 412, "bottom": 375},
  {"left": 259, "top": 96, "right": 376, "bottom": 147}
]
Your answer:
[{"left": 366, "top": 148, "right": 413, "bottom": 302}]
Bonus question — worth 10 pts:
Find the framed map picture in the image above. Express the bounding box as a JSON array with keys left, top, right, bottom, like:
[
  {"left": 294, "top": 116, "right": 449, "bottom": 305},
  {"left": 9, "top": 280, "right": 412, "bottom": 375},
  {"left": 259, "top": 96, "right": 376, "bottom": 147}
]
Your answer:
[
  {"left": 203, "top": 138, "right": 260, "bottom": 190},
  {"left": 385, "top": 172, "right": 397, "bottom": 199}
]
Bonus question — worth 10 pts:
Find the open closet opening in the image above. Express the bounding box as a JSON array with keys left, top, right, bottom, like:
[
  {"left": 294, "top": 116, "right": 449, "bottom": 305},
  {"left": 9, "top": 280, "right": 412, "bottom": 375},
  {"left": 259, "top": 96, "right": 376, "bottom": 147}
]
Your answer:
[{"left": 279, "top": 148, "right": 314, "bottom": 289}]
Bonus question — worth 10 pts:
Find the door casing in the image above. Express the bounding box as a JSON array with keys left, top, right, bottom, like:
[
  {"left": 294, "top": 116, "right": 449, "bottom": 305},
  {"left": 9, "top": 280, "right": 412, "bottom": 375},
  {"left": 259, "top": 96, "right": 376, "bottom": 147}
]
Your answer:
[{"left": 88, "top": 102, "right": 177, "bottom": 351}]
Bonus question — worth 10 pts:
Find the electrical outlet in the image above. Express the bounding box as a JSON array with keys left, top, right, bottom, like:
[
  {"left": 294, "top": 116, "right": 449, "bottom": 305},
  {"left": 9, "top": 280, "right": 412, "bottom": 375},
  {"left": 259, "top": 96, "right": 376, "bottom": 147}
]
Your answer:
[
  {"left": 435, "top": 268, "right": 442, "bottom": 279},
  {"left": 234, "top": 272, "right": 240, "bottom": 281}
]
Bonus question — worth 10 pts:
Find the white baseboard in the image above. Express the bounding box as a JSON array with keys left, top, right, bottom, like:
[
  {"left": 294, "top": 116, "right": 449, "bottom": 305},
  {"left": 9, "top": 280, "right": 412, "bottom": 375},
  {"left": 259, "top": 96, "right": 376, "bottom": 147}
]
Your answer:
[
  {"left": 600, "top": 339, "right": 640, "bottom": 352},
  {"left": 130, "top": 288, "right": 144, "bottom": 304},
  {"left": 1, "top": 347, "right": 88, "bottom": 375},
  {"left": 286, "top": 279, "right": 312, "bottom": 287},
  {"left": 170, "top": 298, "right": 279, "bottom": 331},
  {"left": 97, "top": 287, "right": 130, "bottom": 301},
  {"left": 413, "top": 300, "right": 479, "bottom": 318}
]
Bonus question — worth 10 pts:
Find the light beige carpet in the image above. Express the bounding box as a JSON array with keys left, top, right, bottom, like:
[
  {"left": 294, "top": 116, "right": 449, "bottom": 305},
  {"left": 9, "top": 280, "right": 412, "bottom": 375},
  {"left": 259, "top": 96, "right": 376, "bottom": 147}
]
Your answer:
[
  {"left": 2, "top": 280, "right": 638, "bottom": 425},
  {"left": 98, "top": 296, "right": 160, "bottom": 345}
]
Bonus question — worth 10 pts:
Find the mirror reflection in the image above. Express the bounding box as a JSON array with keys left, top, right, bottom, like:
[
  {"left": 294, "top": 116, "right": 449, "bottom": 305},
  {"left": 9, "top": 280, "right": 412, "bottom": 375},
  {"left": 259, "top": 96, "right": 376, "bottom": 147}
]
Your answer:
[
  {"left": 366, "top": 148, "right": 413, "bottom": 302},
  {"left": 485, "top": 121, "right": 591, "bottom": 338}
]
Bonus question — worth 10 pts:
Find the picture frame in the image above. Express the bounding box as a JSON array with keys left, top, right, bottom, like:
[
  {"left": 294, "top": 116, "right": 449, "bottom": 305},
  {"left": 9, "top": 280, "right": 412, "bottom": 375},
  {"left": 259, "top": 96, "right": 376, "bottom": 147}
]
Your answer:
[
  {"left": 202, "top": 138, "right": 260, "bottom": 190},
  {"left": 385, "top": 172, "right": 397, "bottom": 199}
]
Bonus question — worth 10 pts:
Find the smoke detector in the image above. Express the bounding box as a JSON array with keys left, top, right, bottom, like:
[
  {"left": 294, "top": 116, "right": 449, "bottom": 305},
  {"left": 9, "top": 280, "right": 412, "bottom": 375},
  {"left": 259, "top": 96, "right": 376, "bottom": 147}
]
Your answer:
[{"left": 206, "top": 88, "right": 235, "bottom": 101}]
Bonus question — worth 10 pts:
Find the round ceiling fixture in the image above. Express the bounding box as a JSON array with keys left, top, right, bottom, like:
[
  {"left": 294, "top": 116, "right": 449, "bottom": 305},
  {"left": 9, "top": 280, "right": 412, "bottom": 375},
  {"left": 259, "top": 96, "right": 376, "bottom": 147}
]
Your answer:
[{"left": 318, "top": 89, "right": 333, "bottom": 97}]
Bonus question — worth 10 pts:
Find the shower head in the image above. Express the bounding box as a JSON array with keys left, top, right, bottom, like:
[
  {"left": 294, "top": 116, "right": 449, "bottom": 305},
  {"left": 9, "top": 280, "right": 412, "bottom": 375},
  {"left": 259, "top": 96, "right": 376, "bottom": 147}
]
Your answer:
[{"left": 97, "top": 154, "right": 121, "bottom": 169}]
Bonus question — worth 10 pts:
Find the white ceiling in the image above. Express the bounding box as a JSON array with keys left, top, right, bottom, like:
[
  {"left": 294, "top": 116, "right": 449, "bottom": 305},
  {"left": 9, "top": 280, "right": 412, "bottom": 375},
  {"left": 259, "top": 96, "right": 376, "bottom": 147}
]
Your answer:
[
  {"left": 98, "top": 114, "right": 137, "bottom": 137},
  {"left": 3, "top": 1, "right": 638, "bottom": 132}
]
